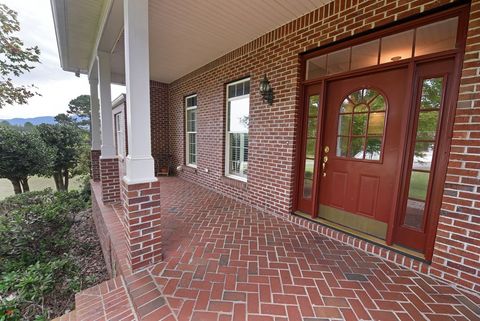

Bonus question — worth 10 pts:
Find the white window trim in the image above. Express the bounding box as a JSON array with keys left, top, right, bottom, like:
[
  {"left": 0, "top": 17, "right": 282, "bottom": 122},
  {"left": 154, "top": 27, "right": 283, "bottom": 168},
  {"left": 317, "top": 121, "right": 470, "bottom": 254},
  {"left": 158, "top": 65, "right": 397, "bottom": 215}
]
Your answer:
[
  {"left": 225, "top": 78, "right": 250, "bottom": 182},
  {"left": 114, "top": 112, "right": 125, "bottom": 159},
  {"left": 185, "top": 94, "right": 197, "bottom": 168}
]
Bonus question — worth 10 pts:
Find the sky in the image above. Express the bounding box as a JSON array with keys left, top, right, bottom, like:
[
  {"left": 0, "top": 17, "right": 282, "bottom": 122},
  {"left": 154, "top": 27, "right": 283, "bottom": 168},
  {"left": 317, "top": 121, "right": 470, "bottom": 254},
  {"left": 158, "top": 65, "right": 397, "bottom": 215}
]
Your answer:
[{"left": 0, "top": 0, "right": 125, "bottom": 120}]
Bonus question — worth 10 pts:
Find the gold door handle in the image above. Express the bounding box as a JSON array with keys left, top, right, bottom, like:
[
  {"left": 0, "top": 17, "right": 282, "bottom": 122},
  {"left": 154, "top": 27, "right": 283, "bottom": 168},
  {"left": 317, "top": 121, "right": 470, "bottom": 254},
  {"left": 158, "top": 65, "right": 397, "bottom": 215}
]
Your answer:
[{"left": 322, "top": 146, "right": 329, "bottom": 177}]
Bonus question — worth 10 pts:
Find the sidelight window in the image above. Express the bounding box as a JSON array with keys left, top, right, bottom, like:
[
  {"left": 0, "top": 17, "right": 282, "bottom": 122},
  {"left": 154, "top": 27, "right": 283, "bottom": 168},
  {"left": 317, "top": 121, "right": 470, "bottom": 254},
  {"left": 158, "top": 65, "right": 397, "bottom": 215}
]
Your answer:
[
  {"left": 336, "top": 89, "right": 386, "bottom": 161},
  {"left": 185, "top": 94, "right": 197, "bottom": 167}
]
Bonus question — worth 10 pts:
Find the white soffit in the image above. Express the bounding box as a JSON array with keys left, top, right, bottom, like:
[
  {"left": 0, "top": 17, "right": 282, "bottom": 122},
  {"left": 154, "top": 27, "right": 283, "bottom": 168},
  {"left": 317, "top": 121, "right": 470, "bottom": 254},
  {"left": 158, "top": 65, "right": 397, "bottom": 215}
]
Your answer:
[
  {"left": 51, "top": 0, "right": 107, "bottom": 73},
  {"left": 147, "top": 0, "right": 333, "bottom": 83}
]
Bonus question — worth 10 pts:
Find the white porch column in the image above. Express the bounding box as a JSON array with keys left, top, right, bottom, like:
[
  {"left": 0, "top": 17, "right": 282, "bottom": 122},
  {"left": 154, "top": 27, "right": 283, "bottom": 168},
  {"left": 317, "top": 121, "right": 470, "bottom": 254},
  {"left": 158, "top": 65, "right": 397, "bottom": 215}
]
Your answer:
[
  {"left": 89, "top": 76, "right": 101, "bottom": 182},
  {"left": 122, "top": 0, "right": 162, "bottom": 272},
  {"left": 89, "top": 78, "right": 101, "bottom": 150},
  {"left": 97, "top": 51, "right": 116, "bottom": 158},
  {"left": 123, "top": 0, "right": 155, "bottom": 184}
]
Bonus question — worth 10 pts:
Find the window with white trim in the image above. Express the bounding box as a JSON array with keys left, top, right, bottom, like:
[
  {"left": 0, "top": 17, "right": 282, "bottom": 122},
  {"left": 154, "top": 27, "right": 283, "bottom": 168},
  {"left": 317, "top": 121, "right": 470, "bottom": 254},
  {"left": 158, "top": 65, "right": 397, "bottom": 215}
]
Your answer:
[
  {"left": 226, "top": 78, "right": 250, "bottom": 180},
  {"left": 114, "top": 112, "right": 125, "bottom": 157},
  {"left": 185, "top": 94, "right": 197, "bottom": 167}
]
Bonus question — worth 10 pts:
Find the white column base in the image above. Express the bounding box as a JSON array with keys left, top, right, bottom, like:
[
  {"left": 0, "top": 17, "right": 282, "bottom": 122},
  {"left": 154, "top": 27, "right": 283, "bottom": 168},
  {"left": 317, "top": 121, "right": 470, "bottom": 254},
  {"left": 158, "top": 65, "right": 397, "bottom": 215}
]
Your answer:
[{"left": 123, "top": 155, "right": 156, "bottom": 184}]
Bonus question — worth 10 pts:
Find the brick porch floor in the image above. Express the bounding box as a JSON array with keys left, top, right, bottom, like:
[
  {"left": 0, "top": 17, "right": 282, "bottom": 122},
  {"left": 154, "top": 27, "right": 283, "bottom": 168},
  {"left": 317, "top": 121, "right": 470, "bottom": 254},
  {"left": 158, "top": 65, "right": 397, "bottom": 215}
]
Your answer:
[{"left": 59, "top": 177, "right": 480, "bottom": 321}]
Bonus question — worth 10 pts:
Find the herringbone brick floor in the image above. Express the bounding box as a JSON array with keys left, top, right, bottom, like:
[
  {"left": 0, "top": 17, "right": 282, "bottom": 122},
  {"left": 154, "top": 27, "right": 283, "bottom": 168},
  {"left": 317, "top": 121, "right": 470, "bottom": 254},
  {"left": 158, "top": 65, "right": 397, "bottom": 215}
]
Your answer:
[{"left": 134, "top": 177, "right": 479, "bottom": 321}]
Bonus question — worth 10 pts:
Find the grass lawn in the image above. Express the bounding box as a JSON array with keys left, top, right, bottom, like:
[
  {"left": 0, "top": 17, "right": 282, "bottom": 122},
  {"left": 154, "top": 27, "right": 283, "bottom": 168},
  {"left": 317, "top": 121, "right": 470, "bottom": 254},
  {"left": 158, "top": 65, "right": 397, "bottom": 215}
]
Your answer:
[{"left": 0, "top": 176, "right": 83, "bottom": 200}]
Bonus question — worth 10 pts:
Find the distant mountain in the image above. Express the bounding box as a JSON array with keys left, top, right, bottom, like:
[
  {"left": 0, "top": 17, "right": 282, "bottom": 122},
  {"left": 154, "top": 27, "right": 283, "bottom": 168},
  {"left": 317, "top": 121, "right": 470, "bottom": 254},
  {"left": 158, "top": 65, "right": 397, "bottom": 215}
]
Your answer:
[{"left": 0, "top": 116, "right": 56, "bottom": 126}]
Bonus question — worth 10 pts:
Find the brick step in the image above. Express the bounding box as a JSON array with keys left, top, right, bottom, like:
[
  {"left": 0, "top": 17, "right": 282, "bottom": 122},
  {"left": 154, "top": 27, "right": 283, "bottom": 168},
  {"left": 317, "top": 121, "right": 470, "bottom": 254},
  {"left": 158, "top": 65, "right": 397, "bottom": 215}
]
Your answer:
[
  {"left": 52, "top": 309, "right": 76, "bottom": 321},
  {"left": 74, "top": 276, "right": 138, "bottom": 321}
]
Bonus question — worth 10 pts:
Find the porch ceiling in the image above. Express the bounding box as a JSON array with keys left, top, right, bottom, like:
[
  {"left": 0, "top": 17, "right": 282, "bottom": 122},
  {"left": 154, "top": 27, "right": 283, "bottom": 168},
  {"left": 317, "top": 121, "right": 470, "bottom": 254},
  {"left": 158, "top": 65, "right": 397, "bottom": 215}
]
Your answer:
[{"left": 52, "top": 0, "right": 333, "bottom": 84}]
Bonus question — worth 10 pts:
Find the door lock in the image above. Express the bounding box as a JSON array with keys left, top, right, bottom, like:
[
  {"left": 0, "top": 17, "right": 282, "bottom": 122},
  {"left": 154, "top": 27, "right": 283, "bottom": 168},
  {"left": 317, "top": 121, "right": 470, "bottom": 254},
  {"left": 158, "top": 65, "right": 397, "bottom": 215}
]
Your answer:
[{"left": 322, "top": 146, "right": 329, "bottom": 177}]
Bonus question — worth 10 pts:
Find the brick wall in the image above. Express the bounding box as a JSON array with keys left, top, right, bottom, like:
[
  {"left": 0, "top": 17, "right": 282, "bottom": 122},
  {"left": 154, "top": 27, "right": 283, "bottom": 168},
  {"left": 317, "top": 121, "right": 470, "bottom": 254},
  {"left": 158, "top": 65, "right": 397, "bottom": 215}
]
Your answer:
[
  {"left": 91, "top": 150, "right": 101, "bottom": 182},
  {"left": 433, "top": 0, "right": 480, "bottom": 292},
  {"left": 150, "top": 81, "right": 170, "bottom": 174},
  {"left": 148, "top": 0, "right": 478, "bottom": 291},
  {"left": 100, "top": 158, "right": 121, "bottom": 203}
]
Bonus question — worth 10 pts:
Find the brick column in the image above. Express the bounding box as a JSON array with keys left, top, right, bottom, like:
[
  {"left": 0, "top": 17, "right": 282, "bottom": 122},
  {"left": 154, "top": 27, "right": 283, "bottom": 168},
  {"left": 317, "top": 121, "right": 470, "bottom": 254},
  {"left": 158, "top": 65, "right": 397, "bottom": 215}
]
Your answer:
[
  {"left": 100, "top": 158, "right": 121, "bottom": 203},
  {"left": 91, "top": 150, "right": 101, "bottom": 182},
  {"left": 122, "top": 179, "right": 162, "bottom": 272}
]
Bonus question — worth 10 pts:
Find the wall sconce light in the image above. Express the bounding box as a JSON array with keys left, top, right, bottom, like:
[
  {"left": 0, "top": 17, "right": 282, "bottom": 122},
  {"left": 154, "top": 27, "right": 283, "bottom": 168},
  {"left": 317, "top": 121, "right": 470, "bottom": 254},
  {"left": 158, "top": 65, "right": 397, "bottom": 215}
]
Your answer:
[{"left": 259, "top": 74, "right": 274, "bottom": 105}]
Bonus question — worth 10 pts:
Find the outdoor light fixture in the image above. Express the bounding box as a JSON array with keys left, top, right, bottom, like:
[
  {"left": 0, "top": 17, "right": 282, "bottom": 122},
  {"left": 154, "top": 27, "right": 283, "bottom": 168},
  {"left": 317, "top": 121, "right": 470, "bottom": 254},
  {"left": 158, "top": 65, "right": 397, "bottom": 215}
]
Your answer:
[{"left": 259, "top": 74, "right": 274, "bottom": 105}]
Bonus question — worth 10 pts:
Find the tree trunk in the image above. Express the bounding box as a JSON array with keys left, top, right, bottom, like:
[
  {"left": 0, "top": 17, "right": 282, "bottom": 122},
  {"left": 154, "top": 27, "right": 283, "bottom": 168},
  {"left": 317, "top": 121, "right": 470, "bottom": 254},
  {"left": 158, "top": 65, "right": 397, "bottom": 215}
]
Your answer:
[
  {"left": 20, "top": 178, "right": 30, "bottom": 193},
  {"left": 53, "top": 172, "right": 63, "bottom": 191},
  {"left": 10, "top": 179, "right": 22, "bottom": 194},
  {"left": 63, "top": 169, "right": 69, "bottom": 191}
]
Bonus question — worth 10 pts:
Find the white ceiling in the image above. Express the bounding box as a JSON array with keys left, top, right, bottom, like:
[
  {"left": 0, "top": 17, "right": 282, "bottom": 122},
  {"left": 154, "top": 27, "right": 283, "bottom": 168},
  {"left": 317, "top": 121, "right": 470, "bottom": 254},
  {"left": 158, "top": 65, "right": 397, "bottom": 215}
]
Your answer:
[
  {"left": 147, "top": 0, "right": 332, "bottom": 83},
  {"left": 53, "top": 0, "right": 333, "bottom": 84}
]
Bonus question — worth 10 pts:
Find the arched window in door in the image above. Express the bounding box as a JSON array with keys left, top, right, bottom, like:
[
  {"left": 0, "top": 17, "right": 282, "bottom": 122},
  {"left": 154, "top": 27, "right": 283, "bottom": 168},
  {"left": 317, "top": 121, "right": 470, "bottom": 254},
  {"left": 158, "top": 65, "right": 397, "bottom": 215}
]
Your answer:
[{"left": 336, "top": 88, "right": 387, "bottom": 160}]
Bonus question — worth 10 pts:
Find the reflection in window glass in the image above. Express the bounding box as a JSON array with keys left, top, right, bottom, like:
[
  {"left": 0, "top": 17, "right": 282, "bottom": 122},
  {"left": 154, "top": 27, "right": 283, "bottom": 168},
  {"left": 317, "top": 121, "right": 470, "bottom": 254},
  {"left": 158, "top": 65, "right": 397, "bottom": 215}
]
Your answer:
[
  {"left": 337, "top": 136, "right": 348, "bottom": 157},
  {"left": 302, "top": 95, "right": 320, "bottom": 200},
  {"left": 185, "top": 95, "right": 197, "bottom": 166},
  {"left": 408, "top": 171, "right": 430, "bottom": 201},
  {"left": 351, "top": 39, "right": 379, "bottom": 70},
  {"left": 380, "top": 30, "right": 414, "bottom": 64},
  {"left": 304, "top": 159, "right": 314, "bottom": 179},
  {"left": 421, "top": 78, "right": 443, "bottom": 109},
  {"left": 303, "top": 179, "right": 313, "bottom": 198},
  {"left": 306, "top": 55, "right": 327, "bottom": 80},
  {"left": 415, "top": 17, "right": 458, "bottom": 56},
  {"left": 413, "top": 142, "right": 434, "bottom": 171},
  {"left": 307, "top": 118, "right": 317, "bottom": 137},
  {"left": 338, "top": 115, "right": 352, "bottom": 136},
  {"left": 349, "top": 137, "right": 365, "bottom": 159},
  {"left": 327, "top": 48, "right": 350, "bottom": 75},
  {"left": 367, "top": 113, "right": 385, "bottom": 135},
  {"left": 416, "top": 111, "right": 439, "bottom": 140},
  {"left": 404, "top": 199, "right": 425, "bottom": 229},
  {"left": 309, "top": 95, "right": 320, "bottom": 116},
  {"left": 365, "top": 137, "right": 382, "bottom": 160},
  {"left": 352, "top": 113, "right": 368, "bottom": 135},
  {"left": 306, "top": 138, "right": 316, "bottom": 158}
]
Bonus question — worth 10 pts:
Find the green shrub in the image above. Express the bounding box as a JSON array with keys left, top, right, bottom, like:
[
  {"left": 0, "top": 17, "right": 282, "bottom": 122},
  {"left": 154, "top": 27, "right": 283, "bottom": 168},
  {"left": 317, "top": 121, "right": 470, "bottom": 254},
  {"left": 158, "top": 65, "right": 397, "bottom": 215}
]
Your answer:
[{"left": 0, "top": 190, "right": 54, "bottom": 215}]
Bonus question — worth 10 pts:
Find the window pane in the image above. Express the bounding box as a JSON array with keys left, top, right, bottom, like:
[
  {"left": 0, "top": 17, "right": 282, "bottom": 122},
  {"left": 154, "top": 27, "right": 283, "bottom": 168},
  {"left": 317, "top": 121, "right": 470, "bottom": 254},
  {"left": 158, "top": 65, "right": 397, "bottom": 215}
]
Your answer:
[
  {"left": 236, "top": 82, "right": 244, "bottom": 96},
  {"left": 352, "top": 113, "right": 367, "bottom": 135},
  {"left": 340, "top": 99, "right": 354, "bottom": 113},
  {"left": 354, "top": 104, "right": 368, "bottom": 113},
  {"left": 306, "top": 138, "right": 316, "bottom": 158},
  {"left": 307, "top": 118, "right": 317, "bottom": 137},
  {"left": 351, "top": 39, "right": 379, "bottom": 70},
  {"left": 415, "top": 17, "right": 458, "bottom": 56},
  {"left": 228, "top": 97, "right": 249, "bottom": 132},
  {"left": 349, "top": 137, "right": 365, "bottom": 159},
  {"left": 370, "top": 94, "right": 386, "bottom": 111},
  {"left": 303, "top": 179, "right": 313, "bottom": 199},
  {"left": 228, "top": 85, "right": 235, "bottom": 98},
  {"left": 367, "top": 112, "right": 385, "bottom": 135},
  {"left": 421, "top": 78, "right": 443, "bottom": 110},
  {"left": 413, "top": 142, "right": 434, "bottom": 171},
  {"left": 309, "top": 95, "right": 319, "bottom": 116},
  {"left": 404, "top": 199, "right": 425, "bottom": 229},
  {"left": 416, "top": 111, "right": 439, "bottom": 140},
  {"left": 229, "top": 133, "right": 248, "bottom": 178},
  {"left": 306, "top": 55, "right": 327, "bottom": 80},
  {"left": 408, "top": 171, "right": 430, "bottom": 201},
  {"left": 304, "top": 159, "right": 314, "bottom": 180},
  {"left": 187, "top": 109, "right": 196, "bottom": 132},
  {"left": 327, "top": 48, "right": 350, "bottom": 75},
  {"left": 365, "top": 137, "right": 382, "bottom": 160},
  {"left": 336, "top": 136, "right": 348, "bottom": 157},
  {"left": 338, "top": 114, "right": 352, "bottom": 136},
  {"left": 380, "top": 29, "right": 414, "bottom": 64},
  {"left": 189, "top": 133, "right": 197, "bottom": 165}
]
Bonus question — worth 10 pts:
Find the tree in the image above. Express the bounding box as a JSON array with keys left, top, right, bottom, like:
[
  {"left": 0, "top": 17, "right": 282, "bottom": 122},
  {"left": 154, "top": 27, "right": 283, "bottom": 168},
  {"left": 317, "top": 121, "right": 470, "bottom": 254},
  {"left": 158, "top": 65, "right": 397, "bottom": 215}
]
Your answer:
[
  {"left": 0, "top": 4, "right": 40, "bottom": 108},
  {"left": 55, "top": 95, "right": 91, "bottom": 127},
  {"left": 37, "top": 124, "right": 84, "bottom": 191},
  {"left": 0, "top": 127, "right": 53, "bottom": 194}
]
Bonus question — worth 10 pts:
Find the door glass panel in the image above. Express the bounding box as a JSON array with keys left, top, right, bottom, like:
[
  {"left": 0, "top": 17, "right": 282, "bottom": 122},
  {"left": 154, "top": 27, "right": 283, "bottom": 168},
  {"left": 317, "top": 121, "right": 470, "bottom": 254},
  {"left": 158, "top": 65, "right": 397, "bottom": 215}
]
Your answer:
[
  {"left": 349, "top": 137, "right": 365, "bottom": 159},
  {"left": 340, "top": 99, "right": 354, "bottom": 113},
  {"left": 352, "top": 113, "right": 367, "bottom": 135},
  {"left": 370, "top": 95, "right": 386, "bottom": 111},
  {"left": 380, "top": 30, "right": 414, "bottom": 64},
  {"left": 408, "top": 171, "right": 430, "bottom": 201},
  {"left": 336, "top": 136, "right": 348, "bottom": 157},
  {"left": 309, "top": 96, "right": 320, "bottom": 116},
  {"left": 327, "top": 48, "right": 350, "bottom": 75},
  {"left": 404, "top": 199, "right": 425, "bottom": 229},
  {"left": 415, "top": 17, "right": 458, "bottom": 57},
  {"left": 421, "top": 78, "right": 443, "bottom": 109},
  {"left": 303, "top": 179, "right": 313, "bottom": 198},
  {"left": 413, "top": 142, "right": 434, "bottom": 171},
  {"left": 351, "top": 39, "right": 379, "bottom": 70},
  {"left": 306, "top": 138, "right": 316, "bottom": 158},
  {"left": 307, "top": 118, "right": 317, "bottom": 137},
  {"left": 367, "top": 112, "right": 385, "bottom": 135},
  {"left": 416, "top": 111, "right": 439, "bottom": 140},
  {"left": 365, "top": 137, "right": 382, "bottom": 160},
  {"left": 338, "top": 115, "right": 352, "bottom": 136},
  {"left": 304, "top": 159, "right": 314, "bottom": 179}
]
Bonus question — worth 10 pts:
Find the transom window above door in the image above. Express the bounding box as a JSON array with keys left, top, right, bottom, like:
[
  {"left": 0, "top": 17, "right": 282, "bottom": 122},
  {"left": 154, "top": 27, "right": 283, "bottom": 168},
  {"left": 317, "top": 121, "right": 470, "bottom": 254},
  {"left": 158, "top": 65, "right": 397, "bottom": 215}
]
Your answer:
[{"left": 336, "top": 88, "right": 387, "bottom": 161}]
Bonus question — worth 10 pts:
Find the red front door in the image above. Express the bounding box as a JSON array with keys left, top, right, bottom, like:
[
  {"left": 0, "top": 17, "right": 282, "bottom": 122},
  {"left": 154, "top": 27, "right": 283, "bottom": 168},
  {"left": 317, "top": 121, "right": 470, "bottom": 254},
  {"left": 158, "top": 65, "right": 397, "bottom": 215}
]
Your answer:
[{"left": 317, "top": 67, "right": 410, "bottom": 228}]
